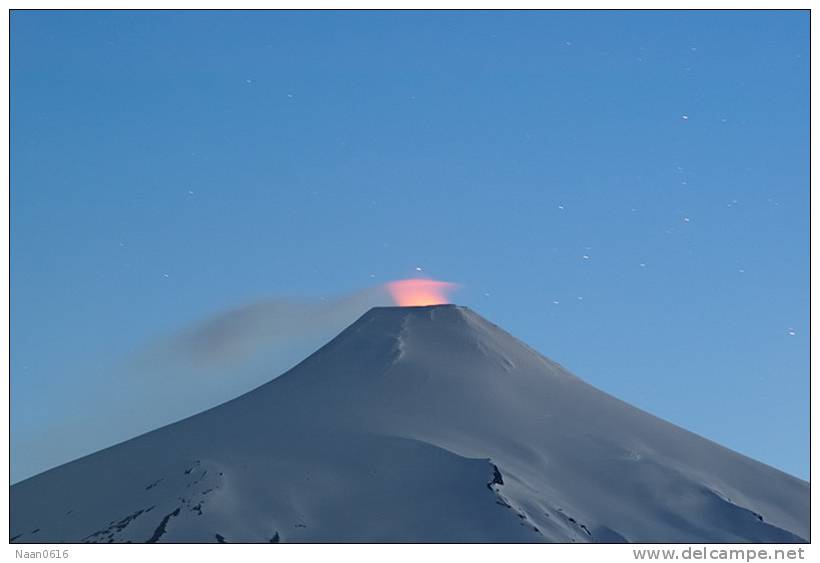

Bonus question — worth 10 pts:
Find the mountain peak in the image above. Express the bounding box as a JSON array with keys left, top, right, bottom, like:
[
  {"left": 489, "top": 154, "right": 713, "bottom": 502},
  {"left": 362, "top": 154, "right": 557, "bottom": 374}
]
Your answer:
[
  {"left": 360, "top": 302, "right": 470, "bottom": 319},
  {"left": 300, "top": 302, "right": 561, "bottom": 391},
  {"left": 357, "top": 302, "right": 471, "bottom": 326},
  {"left": 10, "top": 302, "right": 809, "bottom": 543}
]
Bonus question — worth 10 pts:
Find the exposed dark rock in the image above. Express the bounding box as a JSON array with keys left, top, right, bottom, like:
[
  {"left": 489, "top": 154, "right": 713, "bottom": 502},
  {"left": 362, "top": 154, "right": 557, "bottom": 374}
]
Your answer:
[
  {"left": 145, "top": 507, "right": 180, "bottom": 543},
  {"left": 487, "top": 464, "right": 504, "bottom": 490},
  {"left": 145, "top": 478, "right": 164, "bottom": 490}
]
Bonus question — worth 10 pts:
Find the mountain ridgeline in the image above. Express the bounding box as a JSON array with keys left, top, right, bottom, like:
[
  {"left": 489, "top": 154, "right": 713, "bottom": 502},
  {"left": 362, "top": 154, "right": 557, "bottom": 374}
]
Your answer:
[{"left": 10, "top": 305, "right": 809, "bottom": 543}]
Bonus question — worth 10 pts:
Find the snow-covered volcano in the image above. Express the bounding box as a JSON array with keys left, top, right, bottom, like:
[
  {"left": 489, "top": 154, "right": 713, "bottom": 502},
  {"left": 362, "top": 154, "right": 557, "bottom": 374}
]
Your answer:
[{"left": 10, "top": 305, "right": 809, "bottom": 543}]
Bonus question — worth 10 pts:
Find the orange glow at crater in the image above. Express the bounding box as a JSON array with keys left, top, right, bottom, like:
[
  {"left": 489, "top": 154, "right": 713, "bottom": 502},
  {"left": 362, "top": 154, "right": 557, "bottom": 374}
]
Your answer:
[{"left": 386, "top": 279, "right": 459, "bottom": 307}]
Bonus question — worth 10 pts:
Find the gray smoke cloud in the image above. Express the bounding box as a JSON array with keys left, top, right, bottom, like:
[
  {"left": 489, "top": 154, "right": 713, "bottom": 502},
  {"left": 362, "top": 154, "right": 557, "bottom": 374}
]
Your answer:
[{"left": 140, "top": 285, "right": 393, "bottom": 374}]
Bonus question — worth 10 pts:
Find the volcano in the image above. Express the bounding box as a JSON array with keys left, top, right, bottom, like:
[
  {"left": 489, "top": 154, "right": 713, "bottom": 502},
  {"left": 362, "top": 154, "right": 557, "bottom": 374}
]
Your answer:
[{"left": 10, "top": 305, "right": 809, "bottom": 543}]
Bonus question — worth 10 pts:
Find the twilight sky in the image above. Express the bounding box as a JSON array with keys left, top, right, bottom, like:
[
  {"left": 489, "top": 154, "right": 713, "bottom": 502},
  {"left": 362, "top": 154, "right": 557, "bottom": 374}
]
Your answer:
[{"left": 10, "top": 10, "right": 809, "bottom": 482}]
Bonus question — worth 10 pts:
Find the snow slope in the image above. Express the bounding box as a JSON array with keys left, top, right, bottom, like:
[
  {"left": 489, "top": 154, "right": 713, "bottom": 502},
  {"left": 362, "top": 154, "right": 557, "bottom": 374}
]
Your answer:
[{"left": 10, "top": 305, "right": 809, "bottom": 543}]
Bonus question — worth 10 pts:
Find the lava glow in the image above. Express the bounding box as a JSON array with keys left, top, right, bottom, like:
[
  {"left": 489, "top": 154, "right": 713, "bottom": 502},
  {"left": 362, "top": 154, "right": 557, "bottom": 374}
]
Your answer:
[{"left": 385, "top": 279, "right": 458, "bottom": 307}]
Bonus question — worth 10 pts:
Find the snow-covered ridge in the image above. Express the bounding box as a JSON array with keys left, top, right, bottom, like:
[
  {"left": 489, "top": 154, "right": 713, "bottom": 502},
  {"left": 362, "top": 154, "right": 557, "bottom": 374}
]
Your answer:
[{"left": 10, "top": 305, "right": 809, "bottom": 543}]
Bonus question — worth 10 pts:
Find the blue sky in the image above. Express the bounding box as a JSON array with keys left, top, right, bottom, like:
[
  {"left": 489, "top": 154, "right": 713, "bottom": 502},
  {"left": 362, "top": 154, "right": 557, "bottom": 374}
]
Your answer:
[{"left": 11, "top": 10, "right": 809, "bottom": 481}]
